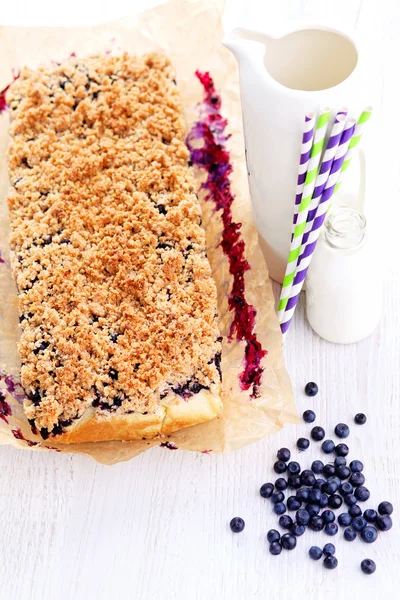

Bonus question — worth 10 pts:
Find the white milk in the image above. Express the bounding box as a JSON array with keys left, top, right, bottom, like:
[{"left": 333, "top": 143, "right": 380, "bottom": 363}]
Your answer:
[{"left": 306, "top": 207, "right": 381, "bottom": 344}]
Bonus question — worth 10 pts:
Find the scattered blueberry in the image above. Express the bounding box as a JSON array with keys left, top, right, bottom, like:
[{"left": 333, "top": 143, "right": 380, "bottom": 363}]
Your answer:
[
  {"left": 296, "top": 488, "right": 310, "bottom": 502},
  {"left": 338, "top": 513, "right": 352, "bottom": 527},
  {"left": 361, "top": 526, "right": 378, "bottom": 543},
  {"left": 364, "top": 509, "right": 378, "bottom": 523},
  {"left": 322, "top": 481, "right": 338, "bottom": 495},
  {"left": 323, "top": 555, "right": 338, "bottom": 569},
  {"left": 271, "top": 492, "right": 285, "bottom": 504},
  {"left": 335, "top": 443, "right": 349, "bottom": 457},
  {"left": 314, "top": 478, "right": 326, "bottom": 491},
  {"left": 361, "top": 558, "right": 376, "bottom": 574},
  {"left": 279, "top": 515, "right": 293, "bottom": 529},
  {"left": 269, "top": 541, "right": 282, "bottom": 555},
  {"left": 274, "top": 502, "right": 286, "bottom": 516},
  {"left": 260, "top": 483, "right": 274, "bottom": 498},
  {"left": 322, "top": 440, "right": 335, "bottom": 454},
  {"left": 321, "top": 510, "right": 335, "bottom": 524},
  {"left": 290, "top": 524, "right": 305, "bottom": 536},
  {"left": 350, "top": 472, "right": 365, "bottom": 487},
  {"left": 334, "top": 456, "right": 347, "bottom": 467},
  {"left": 287, "top": 475, "right": 302, "bottom": 489},
  {"left": 309, "top": 516, "right": 324, "bottom": 531},
  {"left": 311, "top": 426, "right": 325, "bottom": 442},
  {"left": 303, "top": 409, "right": 316, "bottom": 423},
  {"left": 319, "top": 494, "right": 329, "bottom": 508},
  {"left": 267, "top": 529, "right": 280, "bottom": 543},
  {"left": 325, "top": 523, "right": 338, "bottom": 536},
  {"left": 287, "top": 461, "right": 301, "bottom": 475},
  {"left": 311, "top": 460, "right": 324, "bottom": 474},
  {"left": 355, "top": 413, "right": 367, "bottom": 425},
  {"left": 300, "top": 470, "right": 315, "bottom": 487},
  {"left": 339, "top": 482, "right": 353, "bottom": 497},
  {"left": 344, "top": 526, "right": 357, "bottom": 541},
  {"left": 376, "top": 515, "right": 392, "bottom": 532},
  {"left": 335, "top": 423, "right": 350, "bottom": 439},
  {"left": 275, "top": 478, "right": 288, "bottom": 491},
  {"left": 323, "top": 543, "right": 336, "bottom": 556},
  {"left": 355, "top": 486, "right": 370, "bottom": 502},
  {"left": 296, "top": 509, "right": 310, "bottom": 525},
  {"left": 323, "top": 464, "right": 336, "bottom": 477},
  {"left": 348, "top": 505, "right": 362, "bottom": 518},
  {"left": 277, "top": 448, "right": 291, "bottom": 462},
  {"left": 281, "top": 533, "right": 297, "bottom": 550},
  {"left": 305, "top": 382, "right": 318, "bottom": 397},
  {"left": 297, "top": 438, "right": 310, "bottom": 451},
  {"left": 378, "top": 501, "right": 393, "bottom": 516},
  {"left": 230, "top": 517, "right": 245, "bottom": 533},
  {"left": 328, "top": 476, "right": 341, "bottom": 488},
  {"left": 344, "top": 494, "right": 357, "bottom": 507},
  {"left": 287, "top": 496, "right": 302, "bottom": 511},
  {"left": 352, "top": 517, "right": 367, "bottom": 532},
  {"left": 309, "top": 546, "right": 323, "bottom": 560},
  {"left": 336, "top": 466, "right": 350, "bottom": 481},
  {"left": 309, "top": 489, "right": 322, "bottom": 503},
  {"left": 274, "top": 461, "right": 287, "bottom": 474},
  {"left": 349, "top": 460, "right": 364, "bottom": 473},
  {"left": 306, "top": 504, "right": 320, "bottom": 517}
]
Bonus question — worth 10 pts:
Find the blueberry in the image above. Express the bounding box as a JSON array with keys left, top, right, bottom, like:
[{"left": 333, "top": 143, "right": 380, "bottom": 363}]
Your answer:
[
  {"left": 313, "top": 478, "right": 326, "bottom": 491},
  {"left": 324, "top": 555, "right": 338, "bottom": 569},
  {"left": 281, "top": 533, "right": 297, "bottom": 550},
  {"left": 290, "top": 523, "right": 305, "bottom": 536},
  {"left": 274, "top": 461, "right": 287, "bottom": 474},
  {"left": 277, "top": 447, "right": 291, "bottom": 462},
  {"left": 355, "top": 413, "right": 367, "bottom": 425},
  {"left": 300, "top": 470, "right": 315, "bottom": 487},
  {"left": 323, "top": 464, "right": 336, "bottom": 477},
  {"left": 325, "top": 523, "right": 338, "bottom": 536},
  {"left": 287, "top": 476, "right": 302, "bottom": 490},
  {"left": 355, "top": 486, "right": 370, "bottom": 502},
  {"left": 345, "top": 494, "right": 357, "bottom": 507},
  {"left": 335, "top": 443, "right": 349, "bottom": 457},
  {"left": 305, "top": 382, "right": 318, "bottom": 396},
  {"left": 296, "top": 509, "right": 310, "bottom": 525},
  {"left": 349, "top": 460, "right": 363, "bottom": 473},
  {"left": 352, "top": 517, "right": 367, "bottom": 532},
  {"left": 322, "top": 440, "right": 335, "bottom": 454},
  {"left": 275, "top": 478, "right": 288, "bottom": 491},
  {"left": 336, "top": 466, "right": 351, "bottom": 480},
  {"left": 109, "top": 332, "right": 119, "bottom": 343},
  {"left": 361, "top": 558, "right": 376, "bottom": 574},
  {"left": 260, "top": 483, "right": 274, "bottom": 498},
  {"left": 296, "top": 488, "right": 309, "bottom": 502},
  {"left": 279, "top": 515, "right": 293, "bottom": 529},
  {"left": 376, "top": 515, "right": 392, "bottom": 531},
  {"left": 287, "top": 461, "right": 301, "bottom": 475},
  {"left": 321, "top": 510, "right": 335, "bottom": 524},
  {"left": 344, "top": 526, "right": 357, "bottom": 541},
  {"left": 361, "top": 525, "right": 378, "bottom": 543},
  {"left": 328, "top": 476, "right": 341, "bottom": 488},
  {"left": 338, "top": 513, "right": 352, "bottom": 527},
  {"left": 348, "top": 504, "right": 362, "bottom": 518},
  {"left": 287, "top": 496, "right": 302, "bottom": 511},
  {"left": 364, "top": 509, "right": 378, "bottom": 523},
  {"left": 309, "top": 546, "right": 323, "bottom": 560},
  {"left": 267, "top": 529, "right": 280, "bottom": 543},
  {"left": 303, "top": 409, "right": 316, "bottom": 423},
  {"left": 319, "top": 494, "right": 329, "bottom": 508},
  {"left": 230, "top": 517, "right": 245, "bottom": 532},
  {"left": 306, "top": 504, "right": 320, "bottom": 517},
  {"left": 311, "top": 426, "right": 325, "bottom": 442},
  {"left": 274, "top": 502, "right": 286, "bottom": 515},
  {"left": 309, "top": 515, "right": 324, "bottom": 531},
  {"left": 334, "top": 456, "right": 347, "bottom": 467},
  {"left": 108, "top": 368, "right": 118, "bottom": 380},
  {"left": 350, "top": 472, "right": 365, "bottom": 487},
  {"left": 297, "top": 438, "right": 310, "bottom": 451},
  {"left": 378, "top": 501, "right": 393, "bottom": 515},
  {"left": 339, "top": 482, "right": 353, "bottom": 497},
  {"left": 269, "top": 541, "right": 282, "bottom": 555},
  {"left": 271, "top": 492, "right": 285, "bottom": 504},
  {"left": 322, "top": 481, "right": 338, "bottom": 495},
  {"left": 309, "top": 489, "right": 322, "bottom": 503},
  {"left": 311, "top": 460, "right": 324, "bottom": 474},
  {"left": 323, "top": 543, "right": 336, "bottom": 556},
  {"left": 335, "top": 423, "right": 350, "bottom": 439}
]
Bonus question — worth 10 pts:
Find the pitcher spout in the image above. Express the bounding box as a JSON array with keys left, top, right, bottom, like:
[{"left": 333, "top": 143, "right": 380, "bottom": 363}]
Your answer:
[{"left": 222, "top": 28, "right": 271, "bottom": 66}]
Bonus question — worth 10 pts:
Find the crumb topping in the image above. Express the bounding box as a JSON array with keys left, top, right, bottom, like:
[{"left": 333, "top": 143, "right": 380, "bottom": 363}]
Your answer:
[{"left": 6, "top": 52, "right": 221, "bottom": 434}]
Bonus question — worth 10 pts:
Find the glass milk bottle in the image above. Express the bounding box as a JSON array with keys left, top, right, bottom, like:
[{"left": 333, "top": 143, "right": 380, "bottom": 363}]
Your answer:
[{"left": 306, "top": 207, "right": 381, "bottom": 344}]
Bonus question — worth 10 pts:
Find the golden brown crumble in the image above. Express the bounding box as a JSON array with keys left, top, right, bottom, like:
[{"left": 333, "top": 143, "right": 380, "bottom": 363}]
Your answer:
[{"left": 6, "top": 52, "right": 221, "bottom": 435}]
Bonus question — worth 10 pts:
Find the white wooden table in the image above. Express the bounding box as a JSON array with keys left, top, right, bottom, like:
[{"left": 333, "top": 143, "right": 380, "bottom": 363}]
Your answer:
[{"left": 1, "top": 1, "right": 399, "bottom": 598}]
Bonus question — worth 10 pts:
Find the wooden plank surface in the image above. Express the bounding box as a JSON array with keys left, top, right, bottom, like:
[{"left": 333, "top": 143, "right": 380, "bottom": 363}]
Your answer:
[{"left": 1, "top": 1, "right": 399, "bottom": 598}]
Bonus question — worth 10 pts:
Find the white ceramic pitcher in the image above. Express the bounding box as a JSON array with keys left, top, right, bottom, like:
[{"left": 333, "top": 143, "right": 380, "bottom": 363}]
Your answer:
[{"left": 223, "top": 25, "right": 368, "bottom": 283}]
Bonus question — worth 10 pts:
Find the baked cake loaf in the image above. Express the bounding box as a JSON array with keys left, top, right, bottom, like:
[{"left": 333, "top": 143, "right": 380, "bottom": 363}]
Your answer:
[{"left": 6, "top": 52, "right": 222, "bottom": 444}]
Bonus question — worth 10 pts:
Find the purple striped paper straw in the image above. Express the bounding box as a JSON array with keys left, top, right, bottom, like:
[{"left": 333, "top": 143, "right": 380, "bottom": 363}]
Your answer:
[{"left": 292, "top": 112, "right": 316, "bottom": 228}]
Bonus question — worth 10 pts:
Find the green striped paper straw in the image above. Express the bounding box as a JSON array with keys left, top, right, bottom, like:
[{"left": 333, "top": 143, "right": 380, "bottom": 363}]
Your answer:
[
  {"left": 278, "top": 108, "right": 331, "bottom": 320},
  {"left": 335, "top": 106, "right": 373, "bottom": 193}
]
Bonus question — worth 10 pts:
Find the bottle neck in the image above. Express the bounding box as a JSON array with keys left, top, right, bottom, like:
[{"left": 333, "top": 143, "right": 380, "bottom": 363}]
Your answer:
[{"left": 324, "top": 207, "right": 366, "bottom": 250}]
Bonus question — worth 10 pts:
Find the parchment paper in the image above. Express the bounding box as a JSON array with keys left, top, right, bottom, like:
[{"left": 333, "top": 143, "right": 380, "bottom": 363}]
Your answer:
[{"left": 0, "top": 0, "right": 297, "bottom": 464}]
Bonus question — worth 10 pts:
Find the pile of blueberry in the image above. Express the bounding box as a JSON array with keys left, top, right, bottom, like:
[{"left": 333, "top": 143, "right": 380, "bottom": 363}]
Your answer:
[{"left": 229, "top": 382, "right": 394, "bottom": 575}]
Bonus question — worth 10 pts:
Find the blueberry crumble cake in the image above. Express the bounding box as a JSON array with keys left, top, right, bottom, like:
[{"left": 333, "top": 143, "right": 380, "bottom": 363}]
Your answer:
[{"left": 6, "top": 52, "right": 222, "bottom": 443}]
